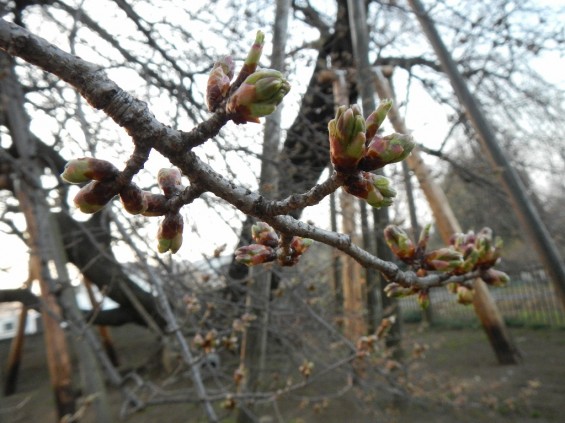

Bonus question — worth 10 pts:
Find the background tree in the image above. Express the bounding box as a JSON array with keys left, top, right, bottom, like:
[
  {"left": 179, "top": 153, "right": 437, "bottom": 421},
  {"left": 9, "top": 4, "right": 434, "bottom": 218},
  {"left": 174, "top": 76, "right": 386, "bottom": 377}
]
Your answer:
[{"left": 0, "top": 0, "right": 563, "bottom": 421}]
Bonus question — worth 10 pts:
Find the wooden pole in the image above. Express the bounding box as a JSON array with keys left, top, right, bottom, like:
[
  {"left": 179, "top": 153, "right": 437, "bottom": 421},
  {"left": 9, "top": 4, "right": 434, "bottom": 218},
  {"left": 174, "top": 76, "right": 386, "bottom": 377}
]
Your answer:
[{"left": 3, "top": 305, "right": 28, "bottom": 396}]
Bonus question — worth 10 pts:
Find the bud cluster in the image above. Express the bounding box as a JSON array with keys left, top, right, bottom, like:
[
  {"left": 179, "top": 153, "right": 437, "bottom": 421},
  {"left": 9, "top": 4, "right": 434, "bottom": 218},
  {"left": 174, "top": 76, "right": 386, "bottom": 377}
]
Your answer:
[
  {"left": 206, "top": 31, "right": 291, "bottom": 124},
  {"left": 63, "top": 159, "right": 187, "bottom": 254},
  {"left": 327, "top": 101, "right": 415, "bottom": 209},
  {"left": 383, "top": 224, "right": 509, "bottom": 306},
  {"left": 234, "top": 222, "right": 313, "bottom": 267}
]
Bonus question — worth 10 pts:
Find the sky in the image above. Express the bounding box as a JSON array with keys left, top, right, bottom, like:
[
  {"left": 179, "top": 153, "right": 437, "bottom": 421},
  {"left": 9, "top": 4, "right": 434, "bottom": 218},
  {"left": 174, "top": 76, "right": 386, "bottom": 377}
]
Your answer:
[{"left": 1, "top": 0, "right": 564, "bottom": 290}]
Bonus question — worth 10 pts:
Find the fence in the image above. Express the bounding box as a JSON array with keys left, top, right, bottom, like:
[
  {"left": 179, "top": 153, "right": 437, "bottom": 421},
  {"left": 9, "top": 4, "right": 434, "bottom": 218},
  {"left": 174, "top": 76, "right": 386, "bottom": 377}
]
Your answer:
[{"left": 398, "top": 266, "right": 565, "bottom": 328}]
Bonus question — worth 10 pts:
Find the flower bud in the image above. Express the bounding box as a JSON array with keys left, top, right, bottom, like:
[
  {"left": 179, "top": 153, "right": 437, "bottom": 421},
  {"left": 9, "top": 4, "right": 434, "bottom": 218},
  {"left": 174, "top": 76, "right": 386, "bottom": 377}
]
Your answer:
[
  {"left": 456, "top": 285, "right": 474, "bottom": 305},
  {"left": 228, "top": 31, "right": 266, "bottom": 98},
  {"left": 358, "top": 133, "right": 415, "bottom": 171},
  {"left": 251, "top": 222, "right": 279, "bottom": 248},
  {"left": 417, "top": 290, "right": 430, "bottom": 310},
  {"left": 343, "top": 172, "right": 396, "bottom": 209},
  {"left": 227, "top": 69, "right": 290, "bottom": 124},
  {"left": 157, "top": 168, "right": 183, "bottom": 197},
  {"left": 384, "top": 282, "right": 416, "bottom": 298},
  {"left": 416, "top": 224, "right": 432, "bottom": 255},
  {"left": 481, "top": 268, "right": 510, "bottom": 287},
  {"left": 73, "top": 181, "right": 117, "bottom": 213},
  {"left": 206, "top": 56, "right": 235, "bottom": 112},
  {"left": 157, "top": 212, "right": 184, "bottom": 254},
  {"left": 290, "top": 236, "right": 313, "bottom": 255},
  {"left": 235, "top": 244, "right": 276, "bottom": 266},
  {"left": 384, "top": 225, "right": 416, "bottom": 261},
  {"left": 365, "top": 99, "right": 393, "bottom": 141},
  {"left": 119, "top": 183, "right": 148, "bottom": 215},
  {"left": 328, "top": 105, "right": 366, "bottom": 173},
  {"left": 424, "top": 247, "right": 464, "bottom": 272},
  {"left": 141, "top": 192, "right": 168, "bottom": 216},
  {"left": 61, "top": 158, "right": 119, "bottom": 184}
]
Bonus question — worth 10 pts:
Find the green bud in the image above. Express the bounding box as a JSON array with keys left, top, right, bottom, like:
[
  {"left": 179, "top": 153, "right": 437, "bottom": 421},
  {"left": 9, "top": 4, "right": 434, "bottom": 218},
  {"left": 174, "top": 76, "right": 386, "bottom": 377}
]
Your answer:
[
  {"left": 365, "top": 99, "right": 393, "bottom": 141},
  {"left": 417, "top": 290, "right": 430, "bottom": 310},
  {"left": 424, "top": 247, "right": 464, "bottom": 272},
  {"left": 119, "top": 183, "right": 148, "bottom": 215},
  {"left": 157, "top": 212, "right": 184, "bottom": 254},
  {"left": 227, "top": 69, "right": 290, "bottom": 124},
  {"left": 235, "top": 244, "right": 276, "bottom": 266},
  {"left": 456, "top": 285, "right": 474, "bottom": 305},
  {"left": 73, "top": 181, "right": 117, "bottom": 214},
  {"left": 358, "top": 133, "right": 415, "bottom": 171},
  {"left": 157, "top": 168, "right": 183, "bottom": 198},
  {"left": 251, "top": 222, "right": 279, "bottom": 248},
  {"left": 206, "top": 55, "right": 234, "bottom": 112},
  {"left": 344, "top": 172, "right": 397, "bottom": 209},
  {"left": 328, "top": 105, "right": 366, "bottom": 173},
  {"left": 290, "top": 237, "right": 313, "bottom": 255},
  {"left": 243, "top": 31, "right": 265, "bottom": 74},
  {"left": 384, "top": 282, "right": 416, "bottom": 298},
  {"left": 61, "top": 158, "right": 119, "bottom": 184},
  {"left": 384, "top": 225, "right": 416, "bottom": 261}
]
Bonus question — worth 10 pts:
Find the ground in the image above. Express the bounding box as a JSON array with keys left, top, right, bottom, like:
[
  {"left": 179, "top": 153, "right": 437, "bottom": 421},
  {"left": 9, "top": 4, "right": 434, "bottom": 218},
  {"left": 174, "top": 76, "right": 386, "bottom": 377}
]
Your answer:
[{"left": 1, "top": 324, "right": 564, "bottom": 422}]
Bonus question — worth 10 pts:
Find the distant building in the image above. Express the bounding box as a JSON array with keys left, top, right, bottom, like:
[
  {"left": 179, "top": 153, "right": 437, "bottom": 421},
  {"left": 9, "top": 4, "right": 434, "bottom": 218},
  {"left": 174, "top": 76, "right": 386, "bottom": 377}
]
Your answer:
[{"left": 0, "top": 303, "right": 40, "bottom": 341}]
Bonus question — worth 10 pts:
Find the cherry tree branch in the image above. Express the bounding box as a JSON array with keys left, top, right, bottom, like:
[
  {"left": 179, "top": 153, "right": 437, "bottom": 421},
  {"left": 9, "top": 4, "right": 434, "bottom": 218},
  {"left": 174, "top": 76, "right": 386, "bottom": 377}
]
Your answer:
[{"left": 0, "top": 18, "right": 482, "bottom": 292}]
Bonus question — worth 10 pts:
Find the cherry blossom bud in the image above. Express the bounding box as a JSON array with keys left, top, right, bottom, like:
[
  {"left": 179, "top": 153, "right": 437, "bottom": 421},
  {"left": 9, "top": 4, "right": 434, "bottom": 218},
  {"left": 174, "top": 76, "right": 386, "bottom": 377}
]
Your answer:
[
  {"left": 481, "top": 268, "right": 510, "bottom": 287},
  {"left": 328, "top": 105, "right": 366, "bottom": 173},
  {"left": 239, "top": 30, "right": 265, "bottom": 80},
  {"left": 251, "top": 222, "right": 279, "bottom": 248},
  {"left": 141, "top": 192, "right": 168, "bottom": 217},
  {"left": 227, "top": 69, "right": 290, "bottom": 124},
  {"left": 424, "top": 247, "right": 464, "bottom": 272},
  {"left": 61, "top": 157, "right": 119, "bottom": 184},
  {"left": 119, "top": 184, "right": 148, "bottom": 215},
  {"left": 417, "top": 290, "right": 430, "bottom": 310},
  {"left": 73, "top": 181, "right": 117, "bottom": 213},
  {"left": 384, "top": 282, "right": 416, "bottom": 298},
  {"left": 416, "top": 224, "right": 432, "bottom": 255},
  {"left": 206, "top": 56, "right": 235, "bottom": 112},
  {"left": 384, "top": 225, "right": 416, "bottom": 261},
  {"left": 365, "top": 99, "right": 393, "bottom": 141},
  {"left": 358, "top": 133, "right": 415, "bottom": 171},
  {"left": 157, "top": 212, "right": 184, "bottom": 254},
  {"left": 290, "top": 236, "right": 313, "bottom": 255},
  {"left": 235, "top": 244, "right": 276, "bottom": 266},
  {"left": 157, "top": 168, "right": 183, "bottom": 197},
  {"left": 456, "top": 285, "right": 474, "bottom": 305},
  {"left": 343, "top": 172, "right": 396, "bottom": 209}
]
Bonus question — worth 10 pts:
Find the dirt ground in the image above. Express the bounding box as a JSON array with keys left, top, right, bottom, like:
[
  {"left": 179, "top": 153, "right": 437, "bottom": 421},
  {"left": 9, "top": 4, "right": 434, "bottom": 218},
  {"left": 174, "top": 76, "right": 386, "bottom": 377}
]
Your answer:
[{"left": 1, "top": 324, "right": 564, "bottom": 422}]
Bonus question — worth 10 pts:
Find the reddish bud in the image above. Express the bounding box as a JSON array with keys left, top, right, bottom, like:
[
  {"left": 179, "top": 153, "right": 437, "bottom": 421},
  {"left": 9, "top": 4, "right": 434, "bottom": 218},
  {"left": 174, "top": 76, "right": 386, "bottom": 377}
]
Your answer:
[
  {"left": 365, "top": 99, "right": 393, "bottom": 141},
  {"left": 73, "top": 181, "right": 117, "bottom": 213},
  {"left": 206, "top": 56, "right": 234, "bottom": 112},
  {"left": 141, "top": 192, "right": 168, "bottom": 216},
  {"left": 157, "top": 168, "right": 183, "bottom": 197},
  {"left": 235, "top": 244, "right": 276, "bottom": 266},
  {"left": 481, "top": 268, "right": 510, "bottom": 287},
  {"left": 251, "top": 222, "right": 279, "bottom": 247},
  {"left": 119, "top": 183, "right": 148, "bottom": 215},
  {"left": 358, "top": 133, "right": 415, "bottom": 171},
  {"left": 424, "top": 247, "right": 464, "bottom": 272},
  {"left": 456, "top": 285, "right": 474, "bottom": 305}
]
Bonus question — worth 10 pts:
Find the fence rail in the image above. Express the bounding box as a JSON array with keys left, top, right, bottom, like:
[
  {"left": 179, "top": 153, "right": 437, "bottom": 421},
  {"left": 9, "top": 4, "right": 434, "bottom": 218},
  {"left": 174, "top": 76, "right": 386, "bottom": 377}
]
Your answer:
[{"left": 398, "top": 267, "right": 565, "bottom": 328}]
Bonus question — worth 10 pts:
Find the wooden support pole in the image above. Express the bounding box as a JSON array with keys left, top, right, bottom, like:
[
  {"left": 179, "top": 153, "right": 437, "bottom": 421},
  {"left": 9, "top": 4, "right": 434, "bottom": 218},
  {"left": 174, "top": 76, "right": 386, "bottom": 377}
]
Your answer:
[{"left": 3, "top": 305, "right": 28, "bottom": 396}]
